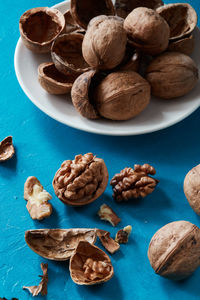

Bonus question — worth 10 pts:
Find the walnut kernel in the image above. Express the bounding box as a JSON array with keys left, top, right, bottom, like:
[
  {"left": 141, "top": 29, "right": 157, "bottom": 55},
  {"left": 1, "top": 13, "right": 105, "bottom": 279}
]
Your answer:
[
  {"left": 0, "top": 136, "right": 15, "bottom": 162},
  {"left": 98, "top": 204, "right": 121, "bottom": 227},
  {"left": 115, "top": 225, "right": 132, "bottom": 244}
]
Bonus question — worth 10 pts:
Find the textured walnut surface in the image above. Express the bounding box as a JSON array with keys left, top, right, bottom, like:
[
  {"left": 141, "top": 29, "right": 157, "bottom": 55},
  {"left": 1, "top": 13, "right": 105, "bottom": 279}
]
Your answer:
[
  {"left": 111, "top": 164, "right": 158, "bottom": 201},
  {"left": 184, "top": 164, "right": 200, "bottom": 215},
  {"left": 168, "top": 35, "right": 195, "bottom": 56},
  {"left": 0, "top": 136, "right": 15, "bottom": 162},
  {"left": 53, "top": 153, "right": 108, "bottom": 206}
]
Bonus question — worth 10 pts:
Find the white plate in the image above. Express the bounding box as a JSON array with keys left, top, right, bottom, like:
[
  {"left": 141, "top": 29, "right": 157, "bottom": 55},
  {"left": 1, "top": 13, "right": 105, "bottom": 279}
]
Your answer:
[{"left": 14, "top": 0, "right": 200, "bottom": 136}]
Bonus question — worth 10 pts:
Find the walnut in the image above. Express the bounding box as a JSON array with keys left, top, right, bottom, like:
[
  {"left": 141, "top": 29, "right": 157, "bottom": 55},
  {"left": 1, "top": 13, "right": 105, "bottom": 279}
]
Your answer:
[
  {"left": 70, "top": 241, "right": 114, "bottom": 285},
  {"left": 38, "top": 62, "right": 78, "bottom": 94},
  {"left": 70, "top": 0, "right": 115, "bottom": 29},
  {"left": 25, "top": 228, "right": 97, "bottom": 261},
  {"left": 63, "top": 10, "right": 84, "bottom": 34},
  {"left": 124, "top": 7, "right": 170, "bottom": 55},
  {"left": 98, "top": 204, "right": 121, "bottom": 227},
  {"left": 94, "top": 71, "right": 151, "bottom": 121},
  {"left": 146, "top": 52, "right": 199, "bottom": 99},
  {"left": 53, "top": 153, "right": 108, "bottom": 206},
  {"left": 168, "top": 35, "right": 194, "bottom": 56},
  {"left": 157, "top": 3, "right": 197, "bottom": 41},
  {"left": 111, "top": 164, "right": 158, "bottom": 202},
  {"left": 82, "top": 16, "right": 127, "bottom": 70},
  {"left": 115, "top": 0, "right": 163, "bottom": 19},
  {"left": 184, "top": 164, "right": 200, "bottom": 215},
  {"left": 23, "top": 263, "right": 48, "bottom": 296},
  {"left": 24, "top": 177, "right": 52, "bottom": 220},
  {"left": 19, "top": 7, "right": 65, "bottom": 53},
  {"left": 115, "top": 225, "right": 132, "bottom": 244},
  {"left": 97, "top": 229, "right": 120, "bottom": 254},
  {"left": 0, "top": 136, "right": 15, "bottom": 162},
  {"left": 51, "top": 33, "right": 91, "bottom": 76},
  {"left": 148, "top": 221, "right": 200, "bottom": 280}
]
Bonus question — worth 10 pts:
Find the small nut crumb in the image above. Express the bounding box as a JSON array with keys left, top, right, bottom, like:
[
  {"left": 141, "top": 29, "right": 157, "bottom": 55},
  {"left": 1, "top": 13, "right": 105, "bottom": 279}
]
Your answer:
[
  {"left": 0, "top": 136, "right": 15, "bottom": 162},
  {"left": 97, "top": 229, "right": 120, "bottom": 254},
  {"left": 23, "top": 263, "right": 48, "bottom": 296},
  {"left": 98, "top": 204, "right": 121, "bottom": 226},
  {"left": 115, "top": 225, "right": 132, "bottom": 244},
  {"left": 24, "top": 177, "right": 52, "bottom": 220},
  {"left": 83, "top": 258, "right": 111, "bottom": 281}
]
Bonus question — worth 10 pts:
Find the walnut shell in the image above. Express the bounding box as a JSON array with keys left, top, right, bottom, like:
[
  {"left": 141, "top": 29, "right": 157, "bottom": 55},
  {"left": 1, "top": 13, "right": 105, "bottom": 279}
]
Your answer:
[
  {"left": 70, "top": 241, "right": 114, "bottom": 285},
  {"left": 146, "top": 52, "right": 199, "bottom": 99},
  {"left": 0, "top": 136, "right": 15, "bottom": 162},
  {"left": 82, "top": 16, "right": 127, "bottom": 70},
  {"left": 25, "top": 229, "right": 97, "bottom": 261},
  {"left": 52, "top": 153, "right": 109, "bottom": 206},
  {"left": 115, "top": 0, "right": 163, "bottom": 19},
  {"left": 114, "top": 42, "right": 140, "bottom": 72},
  {"left": 38, "top": 62, "right": 78, "bottom": 94},
  {"left": 63, "top": 10, "right": 85, "bottom": 34},
  {"left": 157, "top": 3, "right": 197, "bottom": 41},
  {"left": 71, "top": 0, "right": 115, "bottom": 29},
  {"left": 168, "top": 35, "right": 195, "bottom": 56},
  {"left": 19, "top": 7, "right": 65, "bottom": 53},
  {"left": 148, "top": 221, "right": 200, "bottom": 280},
  {"left": 124, "top": 7, "right": 170, "bottom": 55},
  {"left": 51, "top": 33, "right": 91, "bottom": 76},
  {"left": 95, "top": 71, "right": 151, "bottom": 121},
  {"left": 184, "top": 164, "right": 200, "bottom": 215}
]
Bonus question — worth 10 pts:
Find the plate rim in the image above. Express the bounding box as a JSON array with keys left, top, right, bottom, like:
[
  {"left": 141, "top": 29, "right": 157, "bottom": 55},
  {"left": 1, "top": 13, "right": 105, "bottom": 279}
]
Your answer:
[{"left": 14, "top": 0, "right": 200, "bottom": 136}]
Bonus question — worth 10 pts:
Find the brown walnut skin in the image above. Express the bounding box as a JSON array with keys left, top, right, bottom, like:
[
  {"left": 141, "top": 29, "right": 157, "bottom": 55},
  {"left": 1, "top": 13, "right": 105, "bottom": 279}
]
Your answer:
[
  {"left": 94, "top": 71, "right": 151, "bottom": 121},
  {"left": 52, "top": 153, "right": 109, "bottom": 206},
  {"left": 168, "top": 35, "right": 195, "bottom": 56},
  {"left": 19, "top": 7, "right": 65, "bottom": 53},
  {"left": 71, "top": 0, "right": 115, "bottom": 29},
  {"left": 184, "top": 164, "right": 200, "bottom": 215},
  {"left": 148, "top": 221, "right": 200, "bottom": 280},
  {"left": 146, "top": 52, "right": 199, "bottom": 99},
  {"left": 157, "top": 3, "right": 197, "bottom": 41},
  {"left": 82, "top": 16, "right": 127, "bottom": 70}
]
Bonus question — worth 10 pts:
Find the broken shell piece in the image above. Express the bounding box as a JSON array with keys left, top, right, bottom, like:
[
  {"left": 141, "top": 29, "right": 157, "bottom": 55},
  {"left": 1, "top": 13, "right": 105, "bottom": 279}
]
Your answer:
[
  {"left": 115, "top": 225, "right": 132, "bottom": 244},
  {"left": 51, "top": 33, "right": 91, "bottom": 76},
  {"left": 168, "top": 35, "right": 195, "bottom": 56},
  {"left": 0, "top": 136, "right": 15, "bottom": 162},
  {"left": 38, "top": 62, "right": 78, "bottom": 94},
  {"left": 19, "top": 7, "right": 65, "bottom": 53},
  {"left": 24, "top": 177, "right": 52, "bottom": 220},
  {"left": 63, "top": 10, "right": 85, "bottom": 34},
  {"left": 70, "top": 241, "right": 114, "bottom": 285},
  {"left": 98, "top": 204, "right": 121, "bottom": 227},
  {"left": 97, "top": 230, "right": 120, "bottom": 254},
  {"left": 25, "top": 228, "right": 97, "bottom": 261},
  {"left": 157, "top": 3, "right": 197, "bottom": 41},
  {"left": 23, "top": 263, "right": 48, "bottom": 296},
  {"left": 70, "top": 0, "right": 115, "bottom": 29}
]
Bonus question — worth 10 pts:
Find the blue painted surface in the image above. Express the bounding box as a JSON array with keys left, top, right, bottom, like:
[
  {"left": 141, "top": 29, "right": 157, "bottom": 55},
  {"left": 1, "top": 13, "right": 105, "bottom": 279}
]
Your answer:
[{"left": 0, "top": 0, "right": 200, "bottom": 299}]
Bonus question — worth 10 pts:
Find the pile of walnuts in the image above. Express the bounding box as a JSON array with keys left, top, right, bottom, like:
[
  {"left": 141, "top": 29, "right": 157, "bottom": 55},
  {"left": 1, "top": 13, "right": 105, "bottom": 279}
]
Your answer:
[{"left": 19, "top": 0, "right": 199, "bottom": 121}]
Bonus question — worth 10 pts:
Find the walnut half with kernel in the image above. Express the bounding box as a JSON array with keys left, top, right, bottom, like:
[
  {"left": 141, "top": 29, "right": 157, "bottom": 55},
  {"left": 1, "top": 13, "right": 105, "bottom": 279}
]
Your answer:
[{"left": 24, "top": 177, "right": 52, "bottom": 220}]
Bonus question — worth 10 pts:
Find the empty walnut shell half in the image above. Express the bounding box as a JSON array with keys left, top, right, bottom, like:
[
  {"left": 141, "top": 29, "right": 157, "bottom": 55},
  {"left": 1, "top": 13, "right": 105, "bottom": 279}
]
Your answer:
[
  {"left": 184, "top": 164, "right": 200, "bottom": 215},
  {"left": 53, "top": 153, "right": 109, "bottom": 206},
  {"left": 115, "top": 0, "right": 163, "bottom": 19},
  {"left": 0, "top": 136, "right": 15, "bottom": 162},
  {"left": 51, "top": 33, "right": 91, "bottom": 76},
  {"left": 168, "top": 35, "right": 195, "bottom": 56},
  {"left": 70, "top": 241, "right": 114, "bottom": 285},
  {"left": 38, "top": 62, "right": 78, "bottom": 94},
  {"left": 25, "top": 228, "right": 97, "bottom": 261},
  {"left": 157, "top": 3, "right": 197, "bottom": 41},
  {"left": 71, "top": 0, "right": 115, "bottom": 29},
  {"left": 19, "top": 7, "right": 65, "bottom": 53},
  {"left": 148, "top": 221, "right": 200, "bottom": 280},
  {"left": 63, "top": 10, "right": 84, "bottom": 34},
  {"left": 146, "top": 52, "right": 199, "bottom": 99}
]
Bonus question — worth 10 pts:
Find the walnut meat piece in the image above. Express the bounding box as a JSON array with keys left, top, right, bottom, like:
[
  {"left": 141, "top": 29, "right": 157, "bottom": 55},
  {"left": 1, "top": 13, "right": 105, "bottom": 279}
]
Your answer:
[
  {"left": 23, "top": 263, "right": 48, "bottom": 296},
  {"left": 97, "top": 230, "right": 120, "bottom": 254},
  {"left": 124, "top": 7, "right": 170, "bottom": 55},
  {"left": 146, "top": 52, "right": 199, "bottom": 99},
  {"left": 184, "top": 164, "right": 200, "bottom": 215},
  {"left": 111, "top": 164, "right": 158, "bottom": 202},
  {"left": 24, "top": 177, "right": 52, "bottom": 220},
  {"left": 70, "top": 241, "right": 114, "bottom": 285},
  {"left": 148, "top": 221, "right": 200, "bottom": 280},
  {"left": 115, "top": 225, "right": 132, "bottom": 244},
  {"left": 98, "top": 204, "right": 121, "bottom": 227},
  {"left": 82, "top": 16, "right": 127, "bottom": 70},
  {"left": 0, "top": 136, "right": 15, "bottom": 162},
  {"left": 53, "top": 153, "right": 108, "bottom": 206}
]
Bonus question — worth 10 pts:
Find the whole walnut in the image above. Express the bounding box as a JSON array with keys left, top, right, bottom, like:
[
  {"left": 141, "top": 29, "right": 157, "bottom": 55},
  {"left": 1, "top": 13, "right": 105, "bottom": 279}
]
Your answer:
[
  {"left": 82, "top": 16, "right": 127, "bottom": 70},
  {"left": 94, "top": 71, "right": 151, "bottom": 120},
  {"left": 146, "top": 52, "right": 199, "bottom": 99},
  {"left": 148, "top": 221, "right": 200, "bottom": 280},
  {"left": 184, "top": 164, "right": 200, "bottom": 215},
  {"left": 124, "top": 7, "right": 169, "bottom": 55}
]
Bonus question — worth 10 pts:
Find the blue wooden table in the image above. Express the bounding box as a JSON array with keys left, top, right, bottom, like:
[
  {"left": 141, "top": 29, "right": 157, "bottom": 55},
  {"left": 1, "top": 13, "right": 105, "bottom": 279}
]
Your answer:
[{"left": 0, "top": 0, "right": 200, "bottom": 299}]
